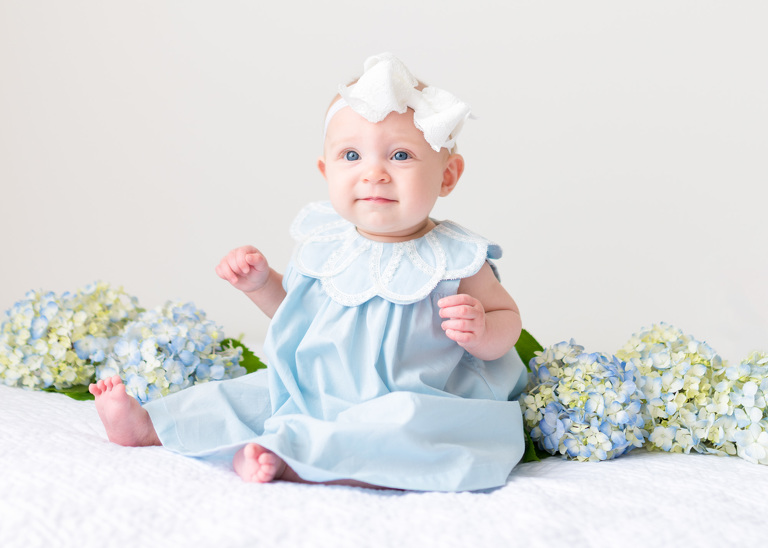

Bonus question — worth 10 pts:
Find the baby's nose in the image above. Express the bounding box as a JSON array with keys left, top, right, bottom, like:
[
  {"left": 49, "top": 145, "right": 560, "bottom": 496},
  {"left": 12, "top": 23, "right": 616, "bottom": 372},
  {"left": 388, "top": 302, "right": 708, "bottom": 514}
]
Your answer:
[{"left": 363, "top": 163, "right": 391, "bottom": 183}]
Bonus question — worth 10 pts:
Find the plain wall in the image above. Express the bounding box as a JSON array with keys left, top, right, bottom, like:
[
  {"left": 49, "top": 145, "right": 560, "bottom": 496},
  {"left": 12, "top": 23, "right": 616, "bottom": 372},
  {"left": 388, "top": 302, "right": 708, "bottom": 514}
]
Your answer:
[{"left": 2, "top": 1, "right": 766, "bottom": 361}]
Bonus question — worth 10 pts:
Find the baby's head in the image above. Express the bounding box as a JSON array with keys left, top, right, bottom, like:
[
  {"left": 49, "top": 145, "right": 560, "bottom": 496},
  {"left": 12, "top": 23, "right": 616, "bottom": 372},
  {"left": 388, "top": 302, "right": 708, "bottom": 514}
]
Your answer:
[{"left": 318, "top": 53, "right": 470, "bottom": 242}]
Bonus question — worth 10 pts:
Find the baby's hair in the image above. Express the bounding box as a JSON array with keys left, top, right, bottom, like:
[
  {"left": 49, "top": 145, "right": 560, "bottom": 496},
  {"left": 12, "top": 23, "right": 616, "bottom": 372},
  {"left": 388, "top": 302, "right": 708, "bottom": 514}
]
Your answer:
[{"left": 325, "top": 78, "right": 458, "bottom": 155}]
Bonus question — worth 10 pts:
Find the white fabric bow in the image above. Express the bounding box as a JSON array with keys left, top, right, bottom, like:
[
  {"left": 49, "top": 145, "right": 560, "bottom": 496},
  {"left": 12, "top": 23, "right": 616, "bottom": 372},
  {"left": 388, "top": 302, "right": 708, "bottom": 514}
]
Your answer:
[{"left": 331, "top": 53, "right": 472, "bottom": 152}]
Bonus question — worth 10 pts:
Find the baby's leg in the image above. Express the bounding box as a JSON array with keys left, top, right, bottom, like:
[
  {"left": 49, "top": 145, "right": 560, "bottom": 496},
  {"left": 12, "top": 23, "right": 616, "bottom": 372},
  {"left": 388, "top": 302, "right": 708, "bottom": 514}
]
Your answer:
[
  {"left": 89, "top": 375, "right": 161, "bottom": 447},
  {"left": 232, "top": 444, "right": 387, "bottom": 489}
]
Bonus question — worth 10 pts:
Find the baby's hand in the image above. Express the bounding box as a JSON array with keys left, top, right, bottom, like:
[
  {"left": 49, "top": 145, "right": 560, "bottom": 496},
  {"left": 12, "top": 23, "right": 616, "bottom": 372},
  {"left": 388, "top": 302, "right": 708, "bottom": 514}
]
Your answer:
[
  {"left": 438, "top": 294, "right": 487, "bottom": 352},
  {"left": 215, "top": 246, "right": 271, "bottom": 294}
]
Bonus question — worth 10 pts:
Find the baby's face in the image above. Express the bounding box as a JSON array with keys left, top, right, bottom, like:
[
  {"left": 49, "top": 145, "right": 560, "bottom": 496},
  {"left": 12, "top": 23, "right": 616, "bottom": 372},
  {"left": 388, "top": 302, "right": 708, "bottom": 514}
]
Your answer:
[{"left": 319, "top": 107, "right": 458, "bottom": 242}]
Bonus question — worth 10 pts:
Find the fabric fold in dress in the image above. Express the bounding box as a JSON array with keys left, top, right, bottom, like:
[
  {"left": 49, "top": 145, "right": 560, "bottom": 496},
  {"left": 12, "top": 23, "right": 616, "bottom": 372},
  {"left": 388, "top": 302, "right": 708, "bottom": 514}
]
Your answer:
[{"left": 145, "top": 201, "right": 527, "bottom": 492}]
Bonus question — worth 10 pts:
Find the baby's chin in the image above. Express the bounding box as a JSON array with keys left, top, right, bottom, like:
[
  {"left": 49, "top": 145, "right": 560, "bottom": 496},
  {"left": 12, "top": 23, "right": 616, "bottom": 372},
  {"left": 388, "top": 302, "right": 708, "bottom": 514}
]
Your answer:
[{"left": 355, "top": 220, "right": 436, "bottom": 243}]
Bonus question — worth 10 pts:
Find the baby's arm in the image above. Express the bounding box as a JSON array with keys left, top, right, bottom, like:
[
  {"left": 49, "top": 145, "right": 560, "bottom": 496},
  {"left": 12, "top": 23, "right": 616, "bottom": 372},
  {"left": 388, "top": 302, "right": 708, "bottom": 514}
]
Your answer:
[
  {"left": 215, "top": 246, "right": 286, "bottom": 319},
  {"left": 438, "top": 263, "right": 522, "bottom": 361}
]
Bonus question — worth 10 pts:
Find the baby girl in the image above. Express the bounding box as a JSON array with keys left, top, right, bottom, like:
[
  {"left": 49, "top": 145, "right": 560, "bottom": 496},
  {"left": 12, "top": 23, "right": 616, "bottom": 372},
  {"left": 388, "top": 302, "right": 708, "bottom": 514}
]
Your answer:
[{"left": 90, "top": 53, "right": 528, "bottom": 492}]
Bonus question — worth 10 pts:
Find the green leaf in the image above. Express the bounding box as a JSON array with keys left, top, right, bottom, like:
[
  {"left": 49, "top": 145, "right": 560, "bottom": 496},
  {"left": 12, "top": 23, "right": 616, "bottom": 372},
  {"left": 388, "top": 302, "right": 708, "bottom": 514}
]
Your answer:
[
  {"left": 43, "top": 384, "right": 95, "bottom": 401},
  {"left": 514, "top": 328, "right": 553, "bottom": 461},
  {"left": 515, "top": 328, "right": 543, "bottom": 373},
  {"left": 521, "top": 430, "right": 541, "bottom": 463},
  {"left": 222, "top": 338, "right": 267, "bottom": 374}
]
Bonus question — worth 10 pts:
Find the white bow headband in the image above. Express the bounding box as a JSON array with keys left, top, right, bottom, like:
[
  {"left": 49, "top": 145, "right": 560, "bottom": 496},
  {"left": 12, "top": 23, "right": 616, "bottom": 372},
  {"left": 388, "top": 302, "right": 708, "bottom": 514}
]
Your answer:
[{"left": 323, "top": 53, "right": 472, "bottom": 152}]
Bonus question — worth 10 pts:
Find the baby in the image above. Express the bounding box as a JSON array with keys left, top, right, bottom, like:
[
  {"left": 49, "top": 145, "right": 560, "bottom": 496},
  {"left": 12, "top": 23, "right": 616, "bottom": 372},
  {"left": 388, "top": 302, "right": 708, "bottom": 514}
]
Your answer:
[{"left": 90, "top": 53, "right": 528, "bottom": 492}]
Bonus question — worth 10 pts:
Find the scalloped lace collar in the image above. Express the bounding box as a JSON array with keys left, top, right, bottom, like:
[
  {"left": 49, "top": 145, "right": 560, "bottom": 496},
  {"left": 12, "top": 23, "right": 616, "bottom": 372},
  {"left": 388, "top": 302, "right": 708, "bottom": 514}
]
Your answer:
[{"left": 290, "top": 202, "right": 500, "bottom": 306}]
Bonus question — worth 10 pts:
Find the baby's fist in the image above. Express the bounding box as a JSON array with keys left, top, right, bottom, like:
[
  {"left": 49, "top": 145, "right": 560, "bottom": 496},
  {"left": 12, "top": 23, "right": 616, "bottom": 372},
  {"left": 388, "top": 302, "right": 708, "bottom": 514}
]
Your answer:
[
  {"left": 437, "top": 294, "right": 487, "bottom": 350},
  {"left": 215, "top": 246, "right": 270, "bottom": 293}
]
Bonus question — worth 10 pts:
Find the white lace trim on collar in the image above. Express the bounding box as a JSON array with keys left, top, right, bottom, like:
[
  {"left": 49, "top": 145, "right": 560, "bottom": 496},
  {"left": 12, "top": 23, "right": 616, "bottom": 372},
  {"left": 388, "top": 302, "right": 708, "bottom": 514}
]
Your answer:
[{"left": 289, "top": 202, "right": 501, "bottom": 306}]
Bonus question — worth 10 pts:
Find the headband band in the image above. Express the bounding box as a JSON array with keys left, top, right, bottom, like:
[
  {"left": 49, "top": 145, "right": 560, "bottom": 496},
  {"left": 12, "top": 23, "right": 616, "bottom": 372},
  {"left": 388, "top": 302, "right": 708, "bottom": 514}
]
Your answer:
[
  {"left": 322, "top": 53, "right": 472, "bottom": 152},
  {"left": 323, "top": 98, "right": 349, "bottom": 137}
]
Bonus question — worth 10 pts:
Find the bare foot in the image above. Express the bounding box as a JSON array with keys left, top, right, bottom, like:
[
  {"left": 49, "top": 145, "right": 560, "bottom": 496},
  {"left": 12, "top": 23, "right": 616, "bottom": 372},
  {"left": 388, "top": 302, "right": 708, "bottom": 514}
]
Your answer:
[
  {"left": 232, "top": 443, "right": 388, "bottom": 489},
  {"left": 89, "top": 375, "right": 161, "bottom": 447},
  {"left": 233, "top": 443, "right": 288, "bottom": 483}
]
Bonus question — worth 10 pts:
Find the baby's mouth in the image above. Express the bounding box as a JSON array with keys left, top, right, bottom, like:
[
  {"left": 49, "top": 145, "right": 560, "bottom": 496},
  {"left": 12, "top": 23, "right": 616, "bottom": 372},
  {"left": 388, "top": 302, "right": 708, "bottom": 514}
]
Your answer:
[{"left": 360, "top": 197, "right": 396, "bottom": 203}]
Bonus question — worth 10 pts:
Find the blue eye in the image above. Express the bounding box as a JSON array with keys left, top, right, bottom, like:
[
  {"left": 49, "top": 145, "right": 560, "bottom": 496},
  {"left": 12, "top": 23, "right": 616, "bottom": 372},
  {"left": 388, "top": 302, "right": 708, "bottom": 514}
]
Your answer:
[
  {"left": 392, "top": 151, "right": 409, "bottom": 161},
  {"left": 344, "top": 151, "right": 360, "bottom": 161}
]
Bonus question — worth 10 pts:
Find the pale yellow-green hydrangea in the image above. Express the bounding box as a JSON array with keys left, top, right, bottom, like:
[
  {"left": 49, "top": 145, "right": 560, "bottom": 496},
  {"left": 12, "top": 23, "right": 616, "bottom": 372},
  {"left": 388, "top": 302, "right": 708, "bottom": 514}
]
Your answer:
[
  {"left": 0, "top": 282, "right": 141, "bottom": 390},
  {"left": 616, "top": 322, "right": 726, "bottom": 455}
]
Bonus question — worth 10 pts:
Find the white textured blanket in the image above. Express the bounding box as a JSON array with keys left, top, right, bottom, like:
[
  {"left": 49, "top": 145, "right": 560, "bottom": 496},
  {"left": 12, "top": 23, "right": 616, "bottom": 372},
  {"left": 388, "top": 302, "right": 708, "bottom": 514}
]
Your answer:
[{"left": 2, "top": 384, "right": 767, "bottom": 547}]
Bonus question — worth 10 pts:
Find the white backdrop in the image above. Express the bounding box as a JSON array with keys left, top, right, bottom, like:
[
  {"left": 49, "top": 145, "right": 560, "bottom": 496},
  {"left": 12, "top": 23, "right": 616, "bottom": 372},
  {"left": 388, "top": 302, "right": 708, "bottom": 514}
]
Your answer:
[{"left": 2, "top": 1, "right": 766, "bottom": 362}]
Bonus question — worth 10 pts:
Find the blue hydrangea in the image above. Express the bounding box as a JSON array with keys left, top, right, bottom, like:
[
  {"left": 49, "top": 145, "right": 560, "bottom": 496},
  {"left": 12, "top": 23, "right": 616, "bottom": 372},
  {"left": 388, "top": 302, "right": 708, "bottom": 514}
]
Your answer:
[
  {"left": 520, "top": 341, "right": 647, "bottom": 461},
  {"left": 96, "top": 301, "right": 246, "bottom": 404}
]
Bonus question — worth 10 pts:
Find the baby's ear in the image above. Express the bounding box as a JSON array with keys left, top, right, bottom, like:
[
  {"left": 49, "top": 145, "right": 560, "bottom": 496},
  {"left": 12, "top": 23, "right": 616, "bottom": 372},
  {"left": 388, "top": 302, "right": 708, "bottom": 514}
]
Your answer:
[
  {"left": 317, "top": 157, "right": 327, "bottom": 179},
  {"left": 440, "top": 154, "right": 464, "bottom": 197}
]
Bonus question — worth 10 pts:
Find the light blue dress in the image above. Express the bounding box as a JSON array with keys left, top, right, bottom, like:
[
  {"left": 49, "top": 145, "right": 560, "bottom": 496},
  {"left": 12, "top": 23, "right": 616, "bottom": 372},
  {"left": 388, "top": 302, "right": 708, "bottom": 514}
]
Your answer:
[{"left": 145, "top": 202, "right": 527, "bottom": 492}]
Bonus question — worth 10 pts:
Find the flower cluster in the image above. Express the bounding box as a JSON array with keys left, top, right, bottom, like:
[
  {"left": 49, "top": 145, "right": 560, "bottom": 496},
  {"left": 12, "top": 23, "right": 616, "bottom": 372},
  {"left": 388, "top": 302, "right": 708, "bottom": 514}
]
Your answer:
[
  {"left": 522, "top": 323, "right": 768, "bottom": 468},
  {"left": 0, "top": 283, "right": 140, "bottom": 390},
  {"left": 1, "top": 283, "right": 253, "bottom": 404},
  {"left": 710, "top": 351, "right": 768, "bottom": 464},
  {"left": 95, "top": 301, "right": 246, "bottom": 403},
  {"left": 520, "top": 341, "right": 647, "bottom": 461},
  {"left": 616, "top": 322, "right": 723, "bottom": 455}
]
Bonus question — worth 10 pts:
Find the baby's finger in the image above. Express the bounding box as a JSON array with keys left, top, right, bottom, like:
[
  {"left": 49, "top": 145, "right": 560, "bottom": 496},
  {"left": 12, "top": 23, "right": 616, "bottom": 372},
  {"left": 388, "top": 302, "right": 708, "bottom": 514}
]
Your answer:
[
  {"left": 227, "top": 253, "right": 249, "bottom": 277},
  {"left": 235, "top": 249, "right": 251, "bottom": 275},
  {"left": 441, "top": 319, "right": 475, "bottom": 333},
  {"left": 439, "top": 304, "right": 482, "bottom": 320},
  {"left": 444, "top": 329, "right": 475, "bottom": 345},
  {"left": 215, "top": 262, "right": 238, "bottom": 285},
  {"left": 245, "top": 252, "right": 266, "bottom": 272},
  {"left": 437, "top": 294, "right": 475, "bottom": 308}
]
